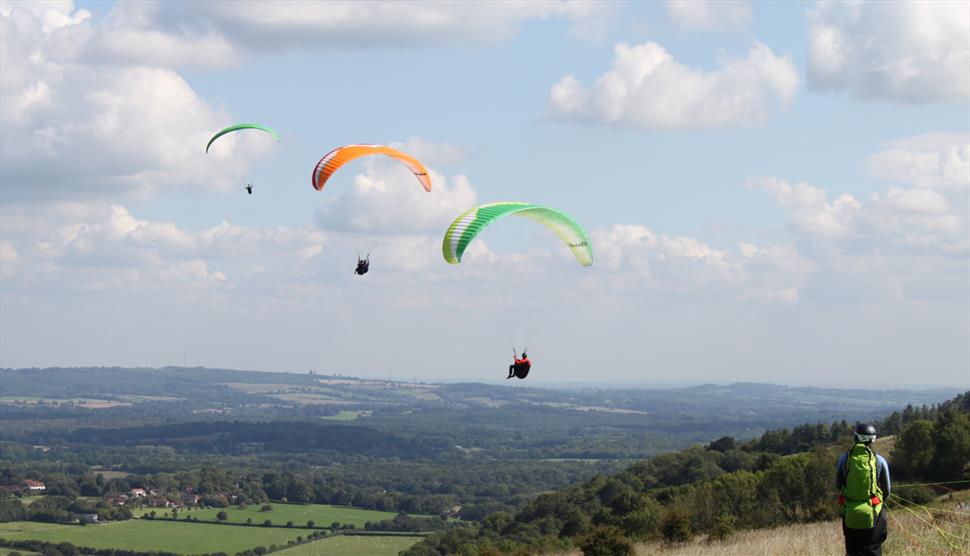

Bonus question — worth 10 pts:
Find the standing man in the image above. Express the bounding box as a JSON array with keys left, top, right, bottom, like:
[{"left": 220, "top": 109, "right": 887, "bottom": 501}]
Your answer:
[{"left": 836, "top": 422, "right": 891, "bottom": 556}]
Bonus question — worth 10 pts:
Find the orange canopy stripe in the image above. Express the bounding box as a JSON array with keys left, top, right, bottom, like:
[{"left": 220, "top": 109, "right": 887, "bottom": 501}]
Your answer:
[{"left": 311, "top": 144, "right": 432, "bottom": 192}]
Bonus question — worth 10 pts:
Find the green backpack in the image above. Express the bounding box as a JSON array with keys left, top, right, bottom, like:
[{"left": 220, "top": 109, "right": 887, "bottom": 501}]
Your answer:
[{"left": 841, "top": 443, "right": 884, "bottom": 529}]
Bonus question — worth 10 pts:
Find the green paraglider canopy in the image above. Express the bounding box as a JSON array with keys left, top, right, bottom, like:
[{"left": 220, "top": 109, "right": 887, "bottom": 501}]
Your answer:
[
  {"left": 442, "top": 202, "right": 593, "bottom": 267},
  {"left": 205, "top": 123, "right": 279, "bottom": 154}
]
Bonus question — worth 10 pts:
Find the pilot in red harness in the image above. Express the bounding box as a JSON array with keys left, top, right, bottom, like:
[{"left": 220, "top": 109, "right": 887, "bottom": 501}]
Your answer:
[{"left": 507, "top": 349, "right": 531, "bottom": 380}]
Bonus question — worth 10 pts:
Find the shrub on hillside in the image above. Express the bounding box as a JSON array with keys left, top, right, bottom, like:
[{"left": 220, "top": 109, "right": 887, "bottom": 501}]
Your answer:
[
  {"left": 706, "top": 513, "right": 736, "bottom": 543},
  {"left": 893, "top": 485, "right": 936, "bottom": 506},
  {"left": 661, "top": 505, "right": 692, "bottom": 544},
  {"left": 579, "top": 525, "right": 634, "bottom": 556}
]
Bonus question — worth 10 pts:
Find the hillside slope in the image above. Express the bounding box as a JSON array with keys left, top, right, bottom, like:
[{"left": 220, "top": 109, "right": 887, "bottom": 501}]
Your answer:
[
  {"left": 545, "top": 491, "right": 969, "bottom": 556},
  {"left": 403, "top": 392, "right": 969, "bottom": 555}
]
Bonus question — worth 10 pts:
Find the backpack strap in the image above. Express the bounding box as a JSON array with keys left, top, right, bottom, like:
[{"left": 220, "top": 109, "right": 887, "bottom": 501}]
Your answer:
[{"left": 842, "top": 449, "right": 852, "bottom": 485}]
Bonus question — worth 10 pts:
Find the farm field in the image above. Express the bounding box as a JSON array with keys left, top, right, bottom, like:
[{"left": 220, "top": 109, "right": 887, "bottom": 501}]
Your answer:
[
  {"left": 0, "top": 397, "right": 130, "bottom": 409},
  {"left": 319, "top": 410, "right": 368, "bottom": 420},
  {"left": 132, "top": 502, "right": 405, "bottom": 528},
  {"left": 0, "top": 520, "right": 306, "bottom": 554},
  {"left": 273, "top": 534, "right": 424, "bottom": 555}
]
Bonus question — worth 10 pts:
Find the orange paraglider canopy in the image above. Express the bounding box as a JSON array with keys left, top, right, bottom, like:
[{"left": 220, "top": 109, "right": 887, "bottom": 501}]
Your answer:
[{"left": 311, "top": 144, "right": 432, "bottom": 192}]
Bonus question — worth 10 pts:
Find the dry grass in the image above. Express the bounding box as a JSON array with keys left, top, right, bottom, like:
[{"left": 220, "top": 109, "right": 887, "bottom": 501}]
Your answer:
[
  {"left": 636, "top": 508, "right": 970, "bottom": 556},
  {"left": 543, "top": 500, "right": 969, "bottom": 556},
  {"left": 634, "top": 521, "right": 843, "bottom": 555}
]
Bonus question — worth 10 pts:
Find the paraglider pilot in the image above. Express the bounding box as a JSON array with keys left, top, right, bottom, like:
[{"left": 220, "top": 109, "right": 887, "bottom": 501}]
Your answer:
[
  {"left": 507, "top": 349, "right": 531, "bottom": 379},
  {"left": 354, "top": 253, "right": 370, "bottom": 276},
  {"left": 245, "top": 183, "right": 254, "bottom": 194}
]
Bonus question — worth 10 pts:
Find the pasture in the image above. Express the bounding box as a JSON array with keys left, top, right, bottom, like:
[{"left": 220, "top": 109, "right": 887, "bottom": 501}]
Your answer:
[
  {"left": 0, "top": 520, "right": 306, "bottom": 554},
  {"left": 319, "top": 410, "right": 368, "bottom": 420},
  {"left": 274, "top": 534, "right": 424, "bottom": 555},
  {"left": 133, "top": 502, "right": 403, "bottom": 528}
]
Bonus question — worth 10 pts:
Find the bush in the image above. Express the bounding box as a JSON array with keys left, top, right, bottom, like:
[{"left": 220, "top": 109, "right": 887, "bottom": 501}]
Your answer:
[
  {"left": 661, "top": 506, "right": 693, "bottom": 544},
  {"left": 261, "top": 504, "right": 273, "bottom": 512},
  {"left": 263, "top": 519, "right": 272, "bottom": 527},
  {"left": 286, "top": 520, "right": 294, "bottom": 527},
  {"left": 893, "top": 486, "right": 936, "bottom": 506},
  {"left": 706, "top": 513, "right": 735, "bottom": 543},
  {"left": 217, "top": 511, "right": 228, "bottom": 522},
  {"left": 579, "top": 525, "right": 634, "bottom": 556},
  {"left": 246, "top": 517, "right": 253, "bottom": 525}
]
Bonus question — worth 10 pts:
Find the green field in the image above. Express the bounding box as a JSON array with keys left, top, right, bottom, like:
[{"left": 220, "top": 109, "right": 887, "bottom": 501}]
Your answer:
[
  {"left": 132, "top": 502, "right": 402, "bottom": 528},
  {"left": 274, "top": 534, "right": 424, "bottom": 555},
  {"left": 319, "top": 410, "right": 366, "bottom": 420},
  {"left": 1, "top": 549, "right": 40, "bottom": 556},
  {"left": 0, "top": 521, "right": 307, "bottom": 554}
]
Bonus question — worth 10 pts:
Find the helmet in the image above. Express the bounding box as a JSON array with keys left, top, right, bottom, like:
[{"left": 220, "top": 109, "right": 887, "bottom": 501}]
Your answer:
[
  {"left": 854, "top": 422, "right": 877, "bottom": 444},
  {"left": 521, "top": 352, "right": 527, "bottom": 359}
]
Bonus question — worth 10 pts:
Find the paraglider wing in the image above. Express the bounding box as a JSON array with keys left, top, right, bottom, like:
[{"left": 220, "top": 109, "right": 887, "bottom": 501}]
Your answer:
[
  {"left": 205, "top": 123, "right": 280, "bottom": 154},
  {"left": 311, "top": 145, "right": 432, "bottom": 193},
  {"left": 442, "top": 202, "right": 593, "bottom": 267}
]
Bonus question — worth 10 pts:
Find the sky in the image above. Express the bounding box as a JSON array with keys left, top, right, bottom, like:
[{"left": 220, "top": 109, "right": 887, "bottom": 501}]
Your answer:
[{"left": 1, "top": 0, "right": 968, "bottom": 388}]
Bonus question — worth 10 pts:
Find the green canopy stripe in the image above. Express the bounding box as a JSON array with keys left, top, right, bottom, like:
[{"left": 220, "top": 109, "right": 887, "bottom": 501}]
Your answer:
[
  {"left": 205, "top": 123, "right": 280, "bottom": 154},
  {"left": 442, "top": 202, "right": 592, "bottom": 267}
]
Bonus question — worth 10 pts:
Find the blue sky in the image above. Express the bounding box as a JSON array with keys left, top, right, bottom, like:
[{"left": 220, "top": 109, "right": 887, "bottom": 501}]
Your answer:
[{"left": 2, "top": 1, "right": 968, "bottom": 387}]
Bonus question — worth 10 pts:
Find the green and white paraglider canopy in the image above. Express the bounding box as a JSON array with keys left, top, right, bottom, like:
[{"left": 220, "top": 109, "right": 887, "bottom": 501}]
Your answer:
[
  {"left": 442, "top": 202, "right": 593, "bottom": 267},
  {"left": 205, "top": 123, "right": 280, "bottom": 154}
]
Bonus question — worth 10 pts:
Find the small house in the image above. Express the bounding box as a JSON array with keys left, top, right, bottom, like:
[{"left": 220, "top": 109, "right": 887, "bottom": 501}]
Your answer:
[{"left": 25, "top": 480, "right": 46, "bottom": 492}]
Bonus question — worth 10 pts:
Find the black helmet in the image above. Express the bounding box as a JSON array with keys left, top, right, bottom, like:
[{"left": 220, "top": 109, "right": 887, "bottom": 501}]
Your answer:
[
  {"left": 854, "top": 422, "right": 877, "bottom": 444},
  {"left": 521, "top": 352, "right": 527, "bottom": 358}
]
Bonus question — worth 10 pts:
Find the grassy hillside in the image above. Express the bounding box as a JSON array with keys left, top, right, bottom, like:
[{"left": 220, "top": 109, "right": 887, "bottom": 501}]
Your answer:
[
  {"left": 540, "top": 490, "right": 969, "bottom": 555},
  {"left": 403, "top": 392, "right": 970, "bottom": 555}
]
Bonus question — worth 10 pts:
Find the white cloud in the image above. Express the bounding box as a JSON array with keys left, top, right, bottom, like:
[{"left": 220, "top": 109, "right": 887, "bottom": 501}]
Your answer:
[
  {"left": 66, "top": 1, "right": 618, "bottom": 69},
  {"left": 590, "top": 224, "right": 745, "bottom": 291},
  {"left": 807, "top": 1, "right": 970, "bottom": 103},
  {"left": 754, "top": 134, "right": 970, "bottom": 260},
  {"left": 0, "top": 2, "right": 272, "bottom": 202},
  {"left": 313, "top": 154, "right": 478, "bottom": 234},
  {"left": 0, "top": 202, "right": 327, "bottom": 292},
  {"left": 666, "top": 0, "right": 751, "bottom": 31},
  {"left": 753, "top": 177, "right": 862, "bottom": 239},
  {"left": 732, "top": 133, "right": 970, "bottom": 309},
  {"left": 867, "top": 133, "right": 970, "bottom": 190},
  {"left": 547, "top": 40, "right": 799, "bottom": 128}
]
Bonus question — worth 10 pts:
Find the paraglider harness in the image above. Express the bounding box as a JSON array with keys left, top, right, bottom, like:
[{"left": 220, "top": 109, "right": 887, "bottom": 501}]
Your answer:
[
  {"left": 508, "top": 348, "right": 531, "bottom": 379},
  {"left": 354, "top": 252, "right": 370, "bottom": 276},
  {"left": 839, "top": 443, "right": 884, "bottom": 530}
]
